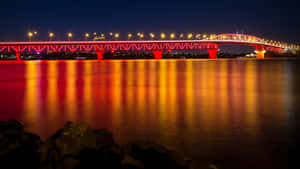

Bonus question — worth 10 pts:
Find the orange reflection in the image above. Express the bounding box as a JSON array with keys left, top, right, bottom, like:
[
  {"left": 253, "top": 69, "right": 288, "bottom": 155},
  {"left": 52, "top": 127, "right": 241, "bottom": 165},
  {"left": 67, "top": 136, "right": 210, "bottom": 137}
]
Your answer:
[
  {"left": 24, "top": 61, "right": 41, "bottom": 132},
  {"left": 137, "top": 61, "right": 146, "bottom": 126},
  {"left": 167, "top": 61, "right": 177, "bottom": 124},
  {"left": 83, "top": 61, "right": 94, "bottom": 125},
  {"left": 66, "top": 61, "right": 77, "bottom": 121},
  {"left": 159, "top": 61, "right": 168, "bottom": 124},
  {"left": 219, "top": 61, "right": 228, "bottom": 128},
  {"left": 245, "top": 61, "right": 257, "bottom": 133},
  {"left": 185, "top": 61, "right": 195, "bottom": 128},
  {"left": 111, "top": 61, "right": 122, "bottom": 129},
  {"left": 47, "top": 61, "right": 58, "bottom": 128}
]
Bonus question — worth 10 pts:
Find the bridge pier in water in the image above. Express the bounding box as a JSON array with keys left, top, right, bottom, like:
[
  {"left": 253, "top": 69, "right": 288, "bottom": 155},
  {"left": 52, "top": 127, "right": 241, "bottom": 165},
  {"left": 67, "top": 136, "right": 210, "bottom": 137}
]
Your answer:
[
  {"left": 95, "top": 51, "right": 104, "bottom": 60},
  {"left": 255, "top": 46, "right": 265, "bottom": 59},
  {"left": 207, "top": 48, "right": 218, "bottom": 59},
  {"left": 152, "top": 50, "right": 164, "bottom": 59}
]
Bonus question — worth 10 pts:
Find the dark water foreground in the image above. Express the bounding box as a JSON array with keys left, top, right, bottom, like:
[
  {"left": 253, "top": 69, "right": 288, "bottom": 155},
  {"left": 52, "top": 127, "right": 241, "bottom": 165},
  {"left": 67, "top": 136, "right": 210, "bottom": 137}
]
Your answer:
[
  {"left": 0, "top": 58, "right": 299, "bottom": 169},
  {"left": 1, "top": 119, "right": 191, "bottom": 169}
]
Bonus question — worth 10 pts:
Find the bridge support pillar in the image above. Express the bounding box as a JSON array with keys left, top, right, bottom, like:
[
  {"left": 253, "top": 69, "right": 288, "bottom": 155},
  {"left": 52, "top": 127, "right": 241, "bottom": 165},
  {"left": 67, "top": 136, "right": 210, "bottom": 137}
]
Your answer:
[
  {"left": 207, "top": 48, "right": 218, "bottom": 59},
  {"left": 95, "top": 51, "right": 104, "bottom": 60},
  {"left": 16, "top": 52, "right": 21, "bottom": 61},
  {"left": 152, "top": 50, "right": 163, "bottom": 59},
  {"left": 255, "top": 47, "right": 265, "bottom": 59}
]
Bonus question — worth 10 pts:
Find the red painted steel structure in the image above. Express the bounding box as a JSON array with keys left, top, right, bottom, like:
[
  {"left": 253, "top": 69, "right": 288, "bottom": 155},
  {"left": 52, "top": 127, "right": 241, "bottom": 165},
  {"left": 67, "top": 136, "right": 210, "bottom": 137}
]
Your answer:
[{"left": 0, "top": 34, "right": 286, "bottom": 60}]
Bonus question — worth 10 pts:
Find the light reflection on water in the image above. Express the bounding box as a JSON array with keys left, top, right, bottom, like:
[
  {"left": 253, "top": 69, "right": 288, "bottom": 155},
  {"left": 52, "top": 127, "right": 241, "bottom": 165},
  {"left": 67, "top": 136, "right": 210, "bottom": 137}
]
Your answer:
[{"left": 0, "top": 59, "right": 299, "bottom": 169}]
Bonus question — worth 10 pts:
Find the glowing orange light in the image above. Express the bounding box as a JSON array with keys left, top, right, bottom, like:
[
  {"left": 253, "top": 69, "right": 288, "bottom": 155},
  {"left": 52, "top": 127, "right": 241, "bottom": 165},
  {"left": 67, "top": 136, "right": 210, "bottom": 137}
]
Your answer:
[
  {"left": 170, "top": 33, "right": 175, "bottom": 39},
  {"left": 161, "top": 33, "right": 166, "bottom": 39}
]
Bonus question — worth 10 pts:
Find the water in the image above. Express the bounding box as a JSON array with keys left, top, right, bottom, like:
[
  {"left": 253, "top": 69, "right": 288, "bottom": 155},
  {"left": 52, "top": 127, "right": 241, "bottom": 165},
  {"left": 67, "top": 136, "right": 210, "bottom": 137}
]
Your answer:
[{"left": 0, "top": 59, "right": 299, "bottom": 169}]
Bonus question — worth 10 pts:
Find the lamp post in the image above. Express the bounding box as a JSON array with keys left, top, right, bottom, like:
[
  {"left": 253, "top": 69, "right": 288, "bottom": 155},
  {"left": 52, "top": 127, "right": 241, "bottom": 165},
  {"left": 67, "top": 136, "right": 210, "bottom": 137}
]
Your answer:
[
  {"left": 68, "top": 33, "right": 73, "bottom": 41},
  {"left": 28, "top": 32, "right": 33, "bottom": 42},
  {"left": 128, "top": 33, "right": 132, "bottom": 40},
  {"left": 109, "top": 32, "right": 113, "bottom": 40},
  {"left": 115, "top": 33, "right": 119, "bottom": 40},
  {"left": 85, "top": 33, "right": 90, "bottom": 41},
  {"left": 161, "top": 33, "right": 166, "bottom": 40},
  {"left": 170, "top": 33, "right": 175, "bottom": 39},
  {"left": 139, "top": 33, "right": 144, "bottom": 40},
  {"left": 150, "top": 33, "right": 155, "bottom": 40},
  {"left": 179, "top": 33, "right": 184, "bottom": 39},
  {"left": 49, "top": 32, "right": 54, "bottom": 41}
]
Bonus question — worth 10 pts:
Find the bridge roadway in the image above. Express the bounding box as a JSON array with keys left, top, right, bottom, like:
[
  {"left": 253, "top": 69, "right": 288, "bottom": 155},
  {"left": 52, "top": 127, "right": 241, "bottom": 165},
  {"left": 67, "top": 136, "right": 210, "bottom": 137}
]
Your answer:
[{"left": 0, "top": 34, "right": 287, "bottom": 61}]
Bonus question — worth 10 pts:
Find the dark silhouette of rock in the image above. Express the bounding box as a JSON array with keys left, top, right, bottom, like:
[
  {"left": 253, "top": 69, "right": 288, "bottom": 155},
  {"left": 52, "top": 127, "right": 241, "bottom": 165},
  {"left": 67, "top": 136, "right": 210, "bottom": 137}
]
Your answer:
[
  {"left": 1, "top": 120, "right": 193, "bottom": 169},
  {"left": 39, "top": 121, "right": 115, "bottom": 169},
  {"left": 126, "top": 140, "right": 191, "bottom": 169},
  {"left": 121, "top": 155, "right": 145, "bottom": 169},
  {"left": 0, "top": 119, "right": 41, "bottom": 169}
]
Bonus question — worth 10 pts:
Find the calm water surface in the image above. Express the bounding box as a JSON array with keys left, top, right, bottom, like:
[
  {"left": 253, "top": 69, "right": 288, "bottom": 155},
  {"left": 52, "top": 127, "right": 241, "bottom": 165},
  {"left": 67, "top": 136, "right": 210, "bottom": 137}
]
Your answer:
[{"left": 0, "top": 59, "right": 299, "bottom": 169}]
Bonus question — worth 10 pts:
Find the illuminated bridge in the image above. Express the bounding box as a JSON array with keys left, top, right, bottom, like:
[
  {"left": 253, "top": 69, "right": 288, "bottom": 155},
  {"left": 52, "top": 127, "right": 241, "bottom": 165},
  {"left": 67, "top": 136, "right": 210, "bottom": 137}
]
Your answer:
[{"left": 0, "top": 33, "right": 297, "bottom": 60}]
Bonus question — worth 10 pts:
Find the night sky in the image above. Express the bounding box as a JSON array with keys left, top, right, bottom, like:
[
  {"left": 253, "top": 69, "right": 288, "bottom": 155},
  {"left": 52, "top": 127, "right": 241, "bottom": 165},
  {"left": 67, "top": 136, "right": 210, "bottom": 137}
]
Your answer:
[{"left": 0, "top": 0, "right": 299, "bottom": 43}]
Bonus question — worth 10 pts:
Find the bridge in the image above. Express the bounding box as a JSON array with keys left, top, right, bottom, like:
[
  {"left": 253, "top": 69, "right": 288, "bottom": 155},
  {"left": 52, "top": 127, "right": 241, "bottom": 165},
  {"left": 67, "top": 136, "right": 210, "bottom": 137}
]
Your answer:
[{"left": 0, "top": 33, "right": 296, "bottom": 60}]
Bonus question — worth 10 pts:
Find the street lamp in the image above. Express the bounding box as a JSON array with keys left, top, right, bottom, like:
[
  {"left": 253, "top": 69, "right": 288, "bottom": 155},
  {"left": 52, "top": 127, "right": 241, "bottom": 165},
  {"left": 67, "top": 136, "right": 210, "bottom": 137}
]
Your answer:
[
  {"left": 85, "top": 33, "right": 90, "bottom": 41},
  {"left": 49, "top": 32, "right": 54, "bottom": 41},
  {"left": 161, "top": 33, "right": 166, "bottom": 40},
  {"left": 128, "top": 33, "right": 132, "bottom": 40},
  {"left": 139, "top": 33, "right": 144, "bottom": 39},
  {"left": 28, "top": 32, "right": 33, "bottom": 41},
  {"left": 150, "top": 33, "right": 155, "bottom": 39},
  {"left": 170, "top": 33, "right": 175, "bottom": 39},
  {"left": 68, "top": 33, "right": 73, "bottom": 41},
  {"left": 115, "top": 33, "right": 119, "bottom": 39},
  {"left": 187, "top": 33, "right": 193, "bottom": 39}
]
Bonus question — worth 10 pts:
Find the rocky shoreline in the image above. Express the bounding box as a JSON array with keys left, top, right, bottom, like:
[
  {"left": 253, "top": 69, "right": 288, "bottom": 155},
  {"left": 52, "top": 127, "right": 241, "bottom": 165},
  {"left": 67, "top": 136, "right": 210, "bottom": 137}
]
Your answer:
[{"left": 0, "top": 119, "right": 193, "bottom": 169}]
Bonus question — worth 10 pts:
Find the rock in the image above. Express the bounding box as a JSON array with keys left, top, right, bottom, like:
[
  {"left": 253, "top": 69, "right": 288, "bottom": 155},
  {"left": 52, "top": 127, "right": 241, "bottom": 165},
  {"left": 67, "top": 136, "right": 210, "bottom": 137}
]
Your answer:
[
  {"left": 121, "top": 155, "right": 144, "bottom": 169},
  {"left": 1, "top": 120, "right": 194, "bottom": 169},
  {"left": 74, "top": 144, "right": 123, "bottom": 169},
  {"left": 0, "top": 118, "right": 24, "bottom": 132},
  {"left": 94, "top": 129, "right": 115, "bottom": 149},
  {"left": 127, "top": 140, "right": 191, "bottom": 169},
  {"left": 39, "top": 122, "right": 115, "bottom": 169},
  {"left": 0, "top": 119, "right": 41, "bottom": 169},
  {"left": 61, "top": 156, "right": 80, "bottom": 169},
  {"left": 97, "top": 144, "right": 123, "bottom": 168}
]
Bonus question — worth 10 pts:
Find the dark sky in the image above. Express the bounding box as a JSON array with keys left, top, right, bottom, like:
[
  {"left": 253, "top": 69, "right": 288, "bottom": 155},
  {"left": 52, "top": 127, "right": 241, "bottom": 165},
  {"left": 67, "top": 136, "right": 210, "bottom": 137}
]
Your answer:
[{"left": 0, "top": 0, "right": 299, "bottom": 43}]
